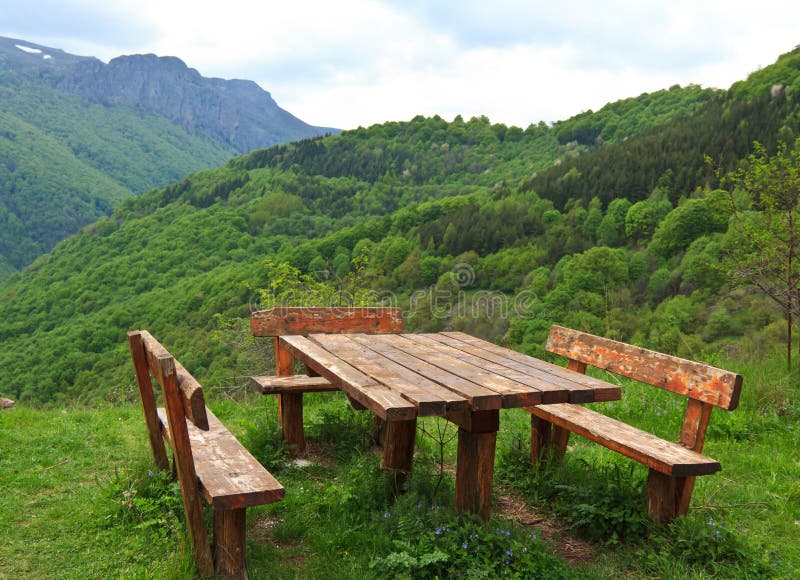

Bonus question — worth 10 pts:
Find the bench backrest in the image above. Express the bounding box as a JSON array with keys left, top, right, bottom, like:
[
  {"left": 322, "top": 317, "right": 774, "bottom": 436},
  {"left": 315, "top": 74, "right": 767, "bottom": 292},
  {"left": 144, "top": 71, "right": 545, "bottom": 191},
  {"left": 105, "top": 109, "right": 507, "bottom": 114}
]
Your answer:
[
  {"left": 128, "top": 330, "right": 214, "bottom": 577},
  {"left": 251, "top": 306, "right": 404, "bottom": 336},
  {"left": 251, "top": 306, "right": 404, "bottom": 390},
  {"left": 546, "top": 324, "right": 743, "bottom": 459},
  {"left": 546, "top": 325, "right": 742, "bottom": 411}
]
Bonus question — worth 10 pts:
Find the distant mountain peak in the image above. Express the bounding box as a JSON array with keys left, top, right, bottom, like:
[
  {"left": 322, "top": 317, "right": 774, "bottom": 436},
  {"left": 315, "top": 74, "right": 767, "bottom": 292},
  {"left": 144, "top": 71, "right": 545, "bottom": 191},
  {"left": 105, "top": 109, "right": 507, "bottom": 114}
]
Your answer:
[
  {"left": 1, "top": 35, "right": 335, "bottom": 152},
  {"left": 0, "top": 35, "right": 96, "bottom": 70}
]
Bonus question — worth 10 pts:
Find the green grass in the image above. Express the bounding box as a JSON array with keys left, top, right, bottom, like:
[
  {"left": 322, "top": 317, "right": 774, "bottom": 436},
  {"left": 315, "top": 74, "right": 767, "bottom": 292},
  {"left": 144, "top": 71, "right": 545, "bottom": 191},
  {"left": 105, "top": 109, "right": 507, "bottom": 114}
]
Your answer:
[{"left": 1, "top": 352, "right": 798, "bottom": 578}]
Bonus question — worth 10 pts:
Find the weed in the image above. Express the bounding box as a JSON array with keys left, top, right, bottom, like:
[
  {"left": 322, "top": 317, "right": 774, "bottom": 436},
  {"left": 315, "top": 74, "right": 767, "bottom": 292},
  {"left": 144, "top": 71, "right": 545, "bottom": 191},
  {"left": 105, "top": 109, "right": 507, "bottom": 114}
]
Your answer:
[
  {"left": 103, "top": 466, "right": 183, "bottom": 538},
  {"left": 370, "top": 500, "right": 568, "bottom": 578}
]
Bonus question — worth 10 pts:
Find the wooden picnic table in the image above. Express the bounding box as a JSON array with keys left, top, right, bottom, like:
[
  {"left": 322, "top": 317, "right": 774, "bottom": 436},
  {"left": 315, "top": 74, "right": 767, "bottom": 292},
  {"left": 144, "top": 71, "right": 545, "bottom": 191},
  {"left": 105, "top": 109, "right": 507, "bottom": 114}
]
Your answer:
[{"left": 277, "top": 330, "right": 621, "bottom": 520}]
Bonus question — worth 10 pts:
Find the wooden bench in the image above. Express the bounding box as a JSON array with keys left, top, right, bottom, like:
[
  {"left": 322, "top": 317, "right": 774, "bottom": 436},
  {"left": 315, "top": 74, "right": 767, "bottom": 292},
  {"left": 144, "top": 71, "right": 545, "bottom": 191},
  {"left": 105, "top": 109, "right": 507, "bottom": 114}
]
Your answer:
[
  {"left": 128, "top": 330, "right": 285, "bottom": 579},
  {"left": 249, "top": 306, "right": 404, "bottom": 453},
  {"left": 527, "top": 325, "right": 743, "bottom": 522}
]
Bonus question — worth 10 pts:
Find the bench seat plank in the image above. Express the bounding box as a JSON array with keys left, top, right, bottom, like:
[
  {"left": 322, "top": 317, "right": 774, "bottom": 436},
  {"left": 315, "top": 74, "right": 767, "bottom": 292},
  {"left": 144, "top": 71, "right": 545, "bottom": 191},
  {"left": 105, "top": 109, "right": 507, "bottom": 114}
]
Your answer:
[
  {"left": 157, "top": 408, "right": 285, "bottom": 510},
  {"left": 528, "top": 403, "right": 721, "bottom": 477},
  {"left": 250, "top": 374, "right": 338, "bottom": 394}
]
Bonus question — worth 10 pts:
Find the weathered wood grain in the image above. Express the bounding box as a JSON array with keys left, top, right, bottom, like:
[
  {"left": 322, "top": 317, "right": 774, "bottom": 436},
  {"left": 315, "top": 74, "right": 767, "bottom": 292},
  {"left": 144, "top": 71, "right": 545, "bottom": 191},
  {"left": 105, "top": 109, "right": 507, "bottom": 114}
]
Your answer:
[
  {"left": 311, "top": 334, "right": 468, "bottom": 416},
  {"left": 139, "top": 329, "right": 209, "bottom": 430},
  {"left": 382, "top": 419, "right": 417, "bottom": 479},
  {"left": 128, "top": 331, "right": 170, "bottom": 471},
  {"left": 378, "top": 334, "right": 542, "bottom": 407},
  {"left": 351, "top": 334, "right": 501, "bottom": 411},
  {"left": 454, "top": 427, "right": 497, "bottom": 521},
  {"left": 154, "top": 351, "right": 214, "bottom": 578},
  {"left": 274, "top": 336, "right": 305, "bottom": 452},
  {"left": 529, "top": 403, "right": 721, "bottom": 477},
  {"left": 213, "top": 508, "right": 247, "bottom": 579},
  {"left": 157, "top": 408, "right": 285, "bottom": 509},
  {"left": 251, "top": 307, "right": 403, "bottom": 336},
  {"left": 279, "top": 335, "right": 416, "bottom": 421},
  {"left": 435, "top": 332, "right": 621, "bottom": 403},
  {"left": 250, "top": 374, "right": 337, "bottom": 394},
  {"left": 546, "top": 325, "right": 742, "bottom": 409}
]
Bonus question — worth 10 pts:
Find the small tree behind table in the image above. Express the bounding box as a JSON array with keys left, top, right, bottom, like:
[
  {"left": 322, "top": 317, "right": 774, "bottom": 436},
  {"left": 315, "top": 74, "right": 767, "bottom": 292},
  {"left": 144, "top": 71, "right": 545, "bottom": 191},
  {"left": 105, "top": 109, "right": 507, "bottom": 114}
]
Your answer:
[{"left": 717, "top": 138, "right": 800, "bottom": 373}]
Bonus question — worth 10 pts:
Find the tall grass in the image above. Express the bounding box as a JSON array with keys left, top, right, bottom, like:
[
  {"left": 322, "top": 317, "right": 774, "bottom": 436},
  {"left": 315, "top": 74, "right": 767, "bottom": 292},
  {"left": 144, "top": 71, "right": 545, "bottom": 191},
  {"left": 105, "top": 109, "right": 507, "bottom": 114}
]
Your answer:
[{"left": 1, "top": 350, "right": 798, "bottom": 577}]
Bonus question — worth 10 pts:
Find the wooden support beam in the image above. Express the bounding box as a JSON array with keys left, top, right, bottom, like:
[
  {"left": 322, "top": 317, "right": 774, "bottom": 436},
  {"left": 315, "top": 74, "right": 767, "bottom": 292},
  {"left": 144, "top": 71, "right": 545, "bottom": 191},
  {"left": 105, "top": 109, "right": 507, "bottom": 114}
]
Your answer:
[
  {"left": 213, "top": 508, "right": 247, "bottom": 579},
  {"left": 646, "top": 469, "right": 681, "bottom": 522},
  {"left": 128, "top": 331, "right": 170, "bottom": 472},
  {"left": 455, "top": 427, "right": 497, "bottom": 521},
  {"left": 274, "top": 337, "right": 305, "bottom": 453},
  {"left": 445, "top": 409, "right": 499, "bottom": 433},
  {"left": 160, "top": 355, "right": 214, "bottom": 578},
  {"left": 382, "top": 419, "right": 417, "bottom": 486}
]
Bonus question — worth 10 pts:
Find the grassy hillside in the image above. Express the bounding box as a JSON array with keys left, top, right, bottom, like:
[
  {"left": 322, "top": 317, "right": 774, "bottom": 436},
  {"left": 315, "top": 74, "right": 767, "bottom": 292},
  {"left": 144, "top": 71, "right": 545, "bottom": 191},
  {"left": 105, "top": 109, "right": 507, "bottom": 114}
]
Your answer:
[
  {"left": 1, "top": 353, "right": 797, "bottom": 577},
  {"left": 0, "top": 82, "right": 716, "bottom": 405},
  {"left": 0, "top": 70, "right": 238, "bottom": 275}
]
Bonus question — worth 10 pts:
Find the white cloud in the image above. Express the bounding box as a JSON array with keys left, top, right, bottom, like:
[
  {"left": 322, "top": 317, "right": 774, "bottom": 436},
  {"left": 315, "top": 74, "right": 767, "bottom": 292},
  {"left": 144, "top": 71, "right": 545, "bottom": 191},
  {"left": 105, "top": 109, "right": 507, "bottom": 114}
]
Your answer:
[{"left": 3, "top": 0, "right": 800, "bottom": 129}]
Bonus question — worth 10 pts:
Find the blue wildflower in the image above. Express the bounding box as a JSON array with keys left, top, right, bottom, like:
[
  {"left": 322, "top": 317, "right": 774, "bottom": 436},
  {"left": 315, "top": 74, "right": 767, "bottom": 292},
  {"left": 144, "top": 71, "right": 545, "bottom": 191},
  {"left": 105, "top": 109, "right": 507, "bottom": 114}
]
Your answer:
[
  {"left": 148, "top": 470, "right": 154, "bottom": 477},
  {"left": 383, "top": 512, "right": 391, "bottom": 519},
  {"left": 462, "top": 542, "right": 468, "bottom": 550},
  {"left": 435, "top": 527, "right": 442, "bottom": 536},
  {"left": 506, "top": 550, "right": 513, "bottom": 557}
]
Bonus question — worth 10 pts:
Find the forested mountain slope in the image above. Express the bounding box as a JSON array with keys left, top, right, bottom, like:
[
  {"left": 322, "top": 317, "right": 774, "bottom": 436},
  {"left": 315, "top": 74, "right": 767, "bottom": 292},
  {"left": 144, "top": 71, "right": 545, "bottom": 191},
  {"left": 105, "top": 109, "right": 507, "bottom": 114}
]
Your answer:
[
  {"left": 2, "top": 49, "right": 797, "bottom": 404},
  {"left": 0, "top": 37, "right": 332, "bottom": 277}
]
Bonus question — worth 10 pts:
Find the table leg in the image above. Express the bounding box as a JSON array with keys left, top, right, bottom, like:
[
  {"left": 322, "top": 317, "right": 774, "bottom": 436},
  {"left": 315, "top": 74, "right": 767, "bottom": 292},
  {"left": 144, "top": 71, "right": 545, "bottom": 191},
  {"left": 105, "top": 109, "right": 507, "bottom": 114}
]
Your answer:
[
  {"left": 382, "top": 418, "right": 417, "bottom": 484},
  {"left": 449, "top": 409, "right": 499, "bottom": 521}
]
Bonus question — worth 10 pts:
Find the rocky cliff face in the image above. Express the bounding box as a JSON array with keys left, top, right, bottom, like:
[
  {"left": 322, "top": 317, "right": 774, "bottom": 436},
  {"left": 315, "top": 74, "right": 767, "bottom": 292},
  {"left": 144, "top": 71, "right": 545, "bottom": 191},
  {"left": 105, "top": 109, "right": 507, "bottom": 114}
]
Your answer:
[
  {"left": 53, "top": 53, "right": 329, "bottom": 152},
  {"left": 1, "top": 36, "right": 332, "bottom": 152}
]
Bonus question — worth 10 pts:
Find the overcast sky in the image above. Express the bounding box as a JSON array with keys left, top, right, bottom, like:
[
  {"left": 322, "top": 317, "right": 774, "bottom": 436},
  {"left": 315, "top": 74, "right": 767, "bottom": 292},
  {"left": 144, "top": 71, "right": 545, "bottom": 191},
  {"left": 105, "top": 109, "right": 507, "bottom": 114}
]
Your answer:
[{"left": 2, "top": 0, "right": 799, "bottom": 130}]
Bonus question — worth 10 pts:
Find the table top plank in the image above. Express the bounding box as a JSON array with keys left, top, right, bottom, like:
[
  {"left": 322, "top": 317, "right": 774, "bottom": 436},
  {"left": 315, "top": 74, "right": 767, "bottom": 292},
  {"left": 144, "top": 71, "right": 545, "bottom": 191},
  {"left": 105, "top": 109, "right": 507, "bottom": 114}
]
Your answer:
[
  {"left": 348, "top": 334, "right": 502, "bottom": 411},
  {"left": 409, "top": 333, "right": 578, "bottom": 404},
  {"left": 440, "top": 332, "right": 621, "bottom": 402},
  {"left": 420, "top": 333, "right": 576, "bottom": 403},
  {"left": 377, "top": 334, "right": 542, "bottom": 408},
  {"left": 279, "top": 335, "right": 416, "bottom": 421},
  {"left": 309, "top": 334, "right": 468, "bottom": 416}
]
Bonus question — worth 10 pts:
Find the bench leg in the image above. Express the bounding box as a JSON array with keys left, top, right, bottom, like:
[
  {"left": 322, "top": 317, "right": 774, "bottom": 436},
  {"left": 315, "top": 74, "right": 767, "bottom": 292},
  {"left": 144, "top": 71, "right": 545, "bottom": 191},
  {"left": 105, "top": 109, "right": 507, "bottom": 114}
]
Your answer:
[
  {"left": 213, "top": 508, "right": 248, "bottom": 579},
  {"left": 646, "top": 469, "right": 693, "bottom": 522},
  {"left": 382, "top": 418, "right": 417, "bottom": 485},
  {"left": 530, "top": 414, "right": 570, "bottom": 463},
  {"left": 278, "top": 393, "right": 305, "bottom": 454}
]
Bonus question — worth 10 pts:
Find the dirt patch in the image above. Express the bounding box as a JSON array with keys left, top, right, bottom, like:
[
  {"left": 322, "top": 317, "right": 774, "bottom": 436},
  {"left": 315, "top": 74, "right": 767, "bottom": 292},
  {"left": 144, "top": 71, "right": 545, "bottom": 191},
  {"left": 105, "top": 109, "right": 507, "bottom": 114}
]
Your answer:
[
  {"left": 252, "top": 515, "right": 305, "bottom": 567},
  {"left": 494, "top": 485, "right": 595, "bottom": 565},
  {"left": 289, "top": 440, "right": 337, "bottom": 468}
]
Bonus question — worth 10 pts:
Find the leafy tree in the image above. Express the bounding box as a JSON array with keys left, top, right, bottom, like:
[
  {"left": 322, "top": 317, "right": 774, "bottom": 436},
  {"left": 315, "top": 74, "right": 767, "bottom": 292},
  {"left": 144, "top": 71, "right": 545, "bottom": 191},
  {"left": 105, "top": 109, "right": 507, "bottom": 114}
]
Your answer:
[
  {"left": 596, "top": 198, "right": 631, "bottom": 247},
  {"left": 625, "top": 201, "right": 658, "bottom": 244},
  {"left": 648, "top": 191, "right": 730, "bottom": 259},
  {"left": 719, "top": 139, "right": 800, "bottom": 370}
]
